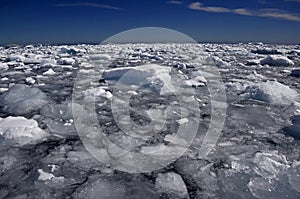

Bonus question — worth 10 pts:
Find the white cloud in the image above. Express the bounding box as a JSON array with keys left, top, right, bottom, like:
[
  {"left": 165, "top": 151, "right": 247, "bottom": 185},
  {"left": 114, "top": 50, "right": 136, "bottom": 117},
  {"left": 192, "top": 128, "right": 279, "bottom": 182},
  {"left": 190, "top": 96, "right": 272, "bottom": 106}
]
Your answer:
[
  {"left": 232, "top": 8, "right": 253, "bottom": 16},
  {"left": 188, "top": 2, "right": 230, "bottom": 13},
  {"left": 167, "top": 1, "right": 183, "bottom": 5},
  {"left": 259, "top": 12, "right": 300, "bottom": 22},
  {"left": 188, "top": 2, "right": 300, "bottom": 22},
  {"left": 56, "top": 2, "right": 122, "bottom": 10}
]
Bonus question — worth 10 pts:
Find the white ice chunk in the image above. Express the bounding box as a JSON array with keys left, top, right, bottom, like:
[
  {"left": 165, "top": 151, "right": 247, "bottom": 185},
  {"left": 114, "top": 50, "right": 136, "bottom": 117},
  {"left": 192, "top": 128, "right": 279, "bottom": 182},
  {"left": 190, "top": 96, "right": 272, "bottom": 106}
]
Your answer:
[
  {"left": 7, "top": 55, "right": 25, "bottom": 62},
  {"left": 209, "top": 56, "right": 229, "bottom": 67},
  {"left": 43, "top": 69, "right": 56, "bottom": 75},
  {"left": 140, "top": 144, "right": 186, "bottom": 159},
  {"left": 0, "top": 62, "right": 9, "bottom": 71},
  {"left": 84, "top": 87, "right": 113, "bottom": 99},
  {"left": 103, "top": 64, "right": 173, "bottom": 94},
  {"left": 37, "top": 169, "right": 64, "bottom": 182},
  {"left": 155, "top": 172, "right": 188, "bottom": 197},
  {"left": 23, "top": 58, "right": 41, "bottom": 64},
  {"left": 0, "top": 84, "right": 49, "bottom": 115},
  {"left": 260, "top": 55, "right": 294, "bottom": 66},
  {"left": 57, "top": 58, "right": 75, "bottom": 65},
  {"left": 252, "top": 151, "right": 289, "bottom": 179},
  {"left": 1, "top": 77, "right": 9, "bottom": 81},
  {"left": 0, "top": 116, "right": 48, "bottom": 145},
  {"left": 185, "top": 75, "right": 207, "bottom": 87},
  {"left": 25, "top": 77, "right": 36, "bottom": 84},
  {"left": 0, "top": 88, "right": 9, "bottom": 93},
  {"left": 176, "top": 118, "right": 189, "bottom": 124},
  {"left": 242, "top": 80, "right": 298, "bottom": 105},
  {"left": 164, "top": 134, "right": 188, "bottom": 147},
  {"left": 89, "top": 54, "right": 111, "bottom": 60},
  {"left": 37, "top": 169, "right": 55, "bottom": 181}
]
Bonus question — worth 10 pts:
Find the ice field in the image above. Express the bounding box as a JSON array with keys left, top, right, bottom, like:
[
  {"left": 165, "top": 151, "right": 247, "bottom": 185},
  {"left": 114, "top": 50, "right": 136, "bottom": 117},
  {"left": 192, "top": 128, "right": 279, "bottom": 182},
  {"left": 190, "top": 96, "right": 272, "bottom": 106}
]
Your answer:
[{"left": 0, "top": 43, "right": 299, "bottom": 198}]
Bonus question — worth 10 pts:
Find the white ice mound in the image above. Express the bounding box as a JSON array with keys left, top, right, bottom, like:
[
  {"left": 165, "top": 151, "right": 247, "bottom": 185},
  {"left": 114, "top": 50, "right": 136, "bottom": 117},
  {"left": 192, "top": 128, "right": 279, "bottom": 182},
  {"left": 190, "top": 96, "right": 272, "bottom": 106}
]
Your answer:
[
  {"left": 251, "top": 48, "right": 281, "bottom": 55},
  {"left": 43, "top": 69, "right": 56, "bottom": 75},
  {"left": 0, "top": 116, "right": 48, "bottom": 146},
  {"left": 89, "top": 54, "right": 111, "bottom": 60},
  {"left": 0, "top": 84, "right": 49, "bottom": 115},
  {"left": 155, "top": 172, "right": 188, "bottom": 197},
  {"left": 242, "top": 80, "right": 298, "bottom": 105},
  {"left": 260, "top": 55, "right": 294, "bottom": 66},
  {"left": 208, "top": 56, "right": 229, "bottom": 67},
  {"left": 103, "top": 64, "right": 173, "bottom": 94},
  {"left": 57, "top": 58, "right": 75, "bottom": 65},
  {"left": 84, "top": 87, "right": 113, "bottom": 99},
  {"left": 25, "top": 77, "right": 36, "bottom": 85},
  {"left": 0, "top": 62, "right": 9, "bottom": 71},
  {"left": 252, "top": 151, "right": 289, "bottom": 179},
  {"left": 7, "top": 54, "right": 25, "bottom": 62}
]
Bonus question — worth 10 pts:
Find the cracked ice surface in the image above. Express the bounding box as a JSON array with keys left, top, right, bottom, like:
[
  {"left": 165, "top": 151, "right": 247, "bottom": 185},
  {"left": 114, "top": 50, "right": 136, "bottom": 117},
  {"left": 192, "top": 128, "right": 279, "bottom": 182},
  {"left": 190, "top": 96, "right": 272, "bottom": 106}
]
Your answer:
[{"left": 0, "top": 43, "right": 299, "bottom": 198}]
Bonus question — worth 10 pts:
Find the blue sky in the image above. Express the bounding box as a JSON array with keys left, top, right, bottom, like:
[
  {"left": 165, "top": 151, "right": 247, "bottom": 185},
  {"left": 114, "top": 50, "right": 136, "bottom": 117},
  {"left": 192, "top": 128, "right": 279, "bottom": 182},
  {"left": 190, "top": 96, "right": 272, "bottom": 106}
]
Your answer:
[{"left": 0, "top": 0, "right": 299, "bottom": 44}]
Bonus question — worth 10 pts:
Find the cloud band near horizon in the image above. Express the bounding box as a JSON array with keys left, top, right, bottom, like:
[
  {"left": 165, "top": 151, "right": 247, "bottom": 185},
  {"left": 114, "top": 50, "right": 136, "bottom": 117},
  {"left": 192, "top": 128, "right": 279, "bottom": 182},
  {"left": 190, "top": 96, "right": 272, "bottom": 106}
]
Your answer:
[
  {"left": 55, "top": 2, "right": 122, "bottom": 11},
  {"left": 188, "top": 2, "right": 300, "bottom": 22}
]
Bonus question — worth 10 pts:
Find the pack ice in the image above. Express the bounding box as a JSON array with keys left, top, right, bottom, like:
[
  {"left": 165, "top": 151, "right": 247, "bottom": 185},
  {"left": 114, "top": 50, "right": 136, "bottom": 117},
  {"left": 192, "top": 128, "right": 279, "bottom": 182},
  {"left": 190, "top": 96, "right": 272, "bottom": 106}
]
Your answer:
[{"left": 0, "top": 43, "right": 299, "bottom": 199}]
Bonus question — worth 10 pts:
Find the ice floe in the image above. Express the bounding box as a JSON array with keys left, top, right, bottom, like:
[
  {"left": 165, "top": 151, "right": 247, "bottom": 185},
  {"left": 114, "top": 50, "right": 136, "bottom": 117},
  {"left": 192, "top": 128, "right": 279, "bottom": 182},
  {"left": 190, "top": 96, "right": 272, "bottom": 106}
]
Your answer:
[
  {"left": 155, "top": 172, "right": 188, "bottom": 198},
  {"left": 242, "top": 80, "right": 298, "bottom": 105},
  {"left": 260, "top": 55, "right": 294, "bottom": 66},
  {"left": 57, "top": 58, "right": 75, "bottom": 65},
  {"left": 43, "top": 69, "right": 56, "bottom": 75},
  {"left": 0, "top": 84, "right": 49, "bottom": 115},
  {"left": 0, "top": 116, "right": 48, "bottom": 145}
]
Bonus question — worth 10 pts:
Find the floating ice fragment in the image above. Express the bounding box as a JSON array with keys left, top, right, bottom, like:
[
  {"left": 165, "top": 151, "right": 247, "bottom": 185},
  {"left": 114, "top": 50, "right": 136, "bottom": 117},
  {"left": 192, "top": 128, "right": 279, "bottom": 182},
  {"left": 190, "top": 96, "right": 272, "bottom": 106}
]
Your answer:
[
  {"left": 23, "top": 57, "right": 41, "bottom": 64},
  {"left": 251, "top": 48, "right": 281, "bottom": 55},
  {"left": 57, "top": 58, "right": 75, "bottom": 65},
  {"left": 177, "top": 118, "right": 189, "bottom": 124},
  {"left": 242, "top": 80, "right": 298, "bottom": 105},
  {"left": 25, "top": 77, "right": 36, "bottom": 84},
  {"left": 0, "top": 116, "right": 48, "bottom": 146},
  {"left": 37, "top": 169, "right": 55, "bottom": 181},
  {"left": 260, "top": 55, "right": 294, "bottom": 66},
  {"left": 252, "top": 151, "right": 289, "bottom": 179},
  {"left": 164, "top": 134, "right": 188, "bottom": 147},
  {"left": 0, "top": 84, "right": 49, "bottom": 115},
  {"left": 155, "top": 172, "right": 188, "bottom": 197},
  {"left": 1, "top": 77, "right": 9, "bottom": 81},
  {"left": 89, "top": 54, "right": 111, "bottom": 60},
  {"left": 0, "top": 88, "right": 9, "bottom": 93},
  {"left": 43, "top": 69, "right": 56, "bottom": 75},
  {"left": 0, "top": 62, "right": 9, "bottom": 70},
  {"left": 7, "top": 54, "right": 25, "bottom": 62},
  {"left": 84, "top": 87, "right": 113, "bottom": 99}
]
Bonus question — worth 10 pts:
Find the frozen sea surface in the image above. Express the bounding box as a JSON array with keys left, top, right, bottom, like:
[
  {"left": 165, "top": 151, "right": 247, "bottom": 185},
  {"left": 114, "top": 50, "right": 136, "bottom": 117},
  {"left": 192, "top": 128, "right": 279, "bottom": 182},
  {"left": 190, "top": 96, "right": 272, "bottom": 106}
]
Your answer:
[{"left": 0, "top": 43, "right": 299, "bottom": 198}]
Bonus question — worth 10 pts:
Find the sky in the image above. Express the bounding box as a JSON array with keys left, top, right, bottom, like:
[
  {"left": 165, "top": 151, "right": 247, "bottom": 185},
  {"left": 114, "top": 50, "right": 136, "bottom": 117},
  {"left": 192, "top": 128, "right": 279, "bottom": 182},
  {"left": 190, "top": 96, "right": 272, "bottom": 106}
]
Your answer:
[{"left": 0, "top": 0, "right": 300, "bottom": 44}]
